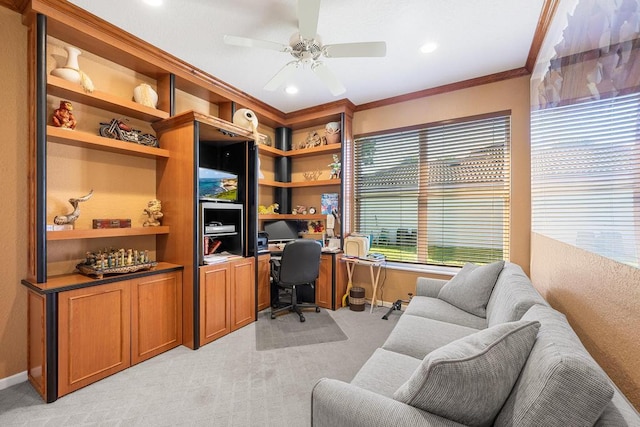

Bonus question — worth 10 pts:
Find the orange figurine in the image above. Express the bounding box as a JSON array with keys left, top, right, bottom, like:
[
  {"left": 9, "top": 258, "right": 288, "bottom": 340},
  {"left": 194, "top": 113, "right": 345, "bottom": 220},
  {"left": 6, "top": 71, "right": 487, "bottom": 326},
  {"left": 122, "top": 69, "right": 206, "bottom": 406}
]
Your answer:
[{"left": 52, "top": 100, "right": 77, "bottom": 129}]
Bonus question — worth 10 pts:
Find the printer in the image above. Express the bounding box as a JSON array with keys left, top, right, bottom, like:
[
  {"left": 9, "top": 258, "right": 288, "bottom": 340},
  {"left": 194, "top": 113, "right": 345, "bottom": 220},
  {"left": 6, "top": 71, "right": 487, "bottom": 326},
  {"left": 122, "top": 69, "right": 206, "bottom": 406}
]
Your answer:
[{"left": 257, "top": 231, "right": 269, "bottom": 252}]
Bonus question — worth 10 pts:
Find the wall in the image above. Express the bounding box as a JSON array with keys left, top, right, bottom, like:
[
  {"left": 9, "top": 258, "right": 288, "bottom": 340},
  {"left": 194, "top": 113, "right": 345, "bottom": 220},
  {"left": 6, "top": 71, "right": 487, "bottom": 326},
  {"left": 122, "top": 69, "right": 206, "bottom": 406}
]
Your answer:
[
  {"left": 350, "top": 75, "right": 531, "bottom": 302},
  {"left": 531, "top": 234, "right": 640, "bottom": 408},
  {"left": 0, "top": 6, "right": 28, "bottom": 382}
]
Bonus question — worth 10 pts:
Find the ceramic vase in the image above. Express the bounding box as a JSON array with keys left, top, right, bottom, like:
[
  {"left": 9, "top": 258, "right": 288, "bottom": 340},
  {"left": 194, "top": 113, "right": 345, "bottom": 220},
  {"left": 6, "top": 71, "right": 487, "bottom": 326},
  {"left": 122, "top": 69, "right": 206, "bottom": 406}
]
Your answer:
[
  {"left": 325, "top": 121, "right": 341, "bottom": 144},
  {"left": 133, "top": 83, "right": 159, "bottom": 108},
  {"left": 51, "top": 46, "right": 83, "bottom": 84}
]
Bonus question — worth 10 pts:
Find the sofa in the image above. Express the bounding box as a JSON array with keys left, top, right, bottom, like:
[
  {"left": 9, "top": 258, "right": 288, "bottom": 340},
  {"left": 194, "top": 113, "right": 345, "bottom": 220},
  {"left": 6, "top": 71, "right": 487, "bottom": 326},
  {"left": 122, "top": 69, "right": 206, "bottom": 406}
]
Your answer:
[{"left": 311, "top": 261, "right": 640, "bottom": 426}]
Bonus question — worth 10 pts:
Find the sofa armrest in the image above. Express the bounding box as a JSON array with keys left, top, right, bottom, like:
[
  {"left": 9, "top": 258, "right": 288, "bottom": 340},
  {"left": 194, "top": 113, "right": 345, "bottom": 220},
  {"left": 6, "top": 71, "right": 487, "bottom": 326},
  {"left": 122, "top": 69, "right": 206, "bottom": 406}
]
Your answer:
[
  {"left": 416, "top": 277, "right": 448, "bottom": 298},
  {"left": 311, "top": 378, "right": 465, "bottom": 427}
]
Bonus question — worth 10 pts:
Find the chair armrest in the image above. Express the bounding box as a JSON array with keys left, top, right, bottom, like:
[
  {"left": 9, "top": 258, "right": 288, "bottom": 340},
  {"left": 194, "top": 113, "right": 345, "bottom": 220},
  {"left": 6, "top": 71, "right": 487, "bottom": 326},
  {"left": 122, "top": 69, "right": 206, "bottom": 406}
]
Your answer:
[
  {"left": 416, "top": 277, "right": 448, "bottom": 298},
  {"left": 311, "top": 378, "right": 465, "bottom": 427}
]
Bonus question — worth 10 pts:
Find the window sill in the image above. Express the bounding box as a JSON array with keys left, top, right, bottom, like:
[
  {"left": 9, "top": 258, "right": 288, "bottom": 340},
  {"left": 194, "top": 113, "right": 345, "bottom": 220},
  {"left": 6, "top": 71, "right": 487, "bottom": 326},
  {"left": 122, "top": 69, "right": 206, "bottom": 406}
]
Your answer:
[{"left": 383, "top": 261, "right": 460, "bottom": 277}]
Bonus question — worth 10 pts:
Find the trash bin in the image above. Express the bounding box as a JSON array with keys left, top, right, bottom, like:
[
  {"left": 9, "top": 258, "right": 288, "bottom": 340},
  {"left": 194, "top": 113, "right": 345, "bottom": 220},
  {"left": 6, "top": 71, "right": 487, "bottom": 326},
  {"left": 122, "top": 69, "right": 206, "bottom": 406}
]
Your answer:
[{"left": 349, "top": 287, "right": 366, "bottom": 312}]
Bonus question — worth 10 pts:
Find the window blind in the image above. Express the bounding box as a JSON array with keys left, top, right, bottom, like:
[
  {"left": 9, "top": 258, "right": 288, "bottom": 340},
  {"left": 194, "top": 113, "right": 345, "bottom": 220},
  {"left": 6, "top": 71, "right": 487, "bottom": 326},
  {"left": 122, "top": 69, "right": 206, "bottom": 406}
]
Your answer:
[
  {"left": 531, "top": 92, "right": 640, "bottom": 267},
  {"left": 354, "top": 114, "right": 511, "bottom": 266}
]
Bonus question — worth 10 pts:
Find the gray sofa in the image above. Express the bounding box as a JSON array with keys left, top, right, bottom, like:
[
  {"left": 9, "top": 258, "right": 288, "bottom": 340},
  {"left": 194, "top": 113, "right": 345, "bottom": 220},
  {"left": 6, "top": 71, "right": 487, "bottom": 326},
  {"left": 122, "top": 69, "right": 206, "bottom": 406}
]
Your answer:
[{"left": 312, "top": 262, "right": 640, "bottom": 426}]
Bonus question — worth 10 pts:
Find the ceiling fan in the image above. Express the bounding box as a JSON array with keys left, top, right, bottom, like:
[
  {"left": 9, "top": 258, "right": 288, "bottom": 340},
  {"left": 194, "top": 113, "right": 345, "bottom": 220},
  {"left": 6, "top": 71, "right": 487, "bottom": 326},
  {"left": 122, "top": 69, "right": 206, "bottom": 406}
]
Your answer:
[{"left": 223, "top": 0, "right": 386, "bottom": 96}]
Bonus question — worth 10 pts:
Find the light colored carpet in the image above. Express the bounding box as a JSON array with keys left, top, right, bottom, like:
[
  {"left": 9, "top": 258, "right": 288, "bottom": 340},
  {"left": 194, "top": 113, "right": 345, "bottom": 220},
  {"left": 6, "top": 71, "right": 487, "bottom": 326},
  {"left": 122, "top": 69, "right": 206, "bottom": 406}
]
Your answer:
[
  {"left": 0, "top": 305, "right": 402, "bottom": 426},
  {"left": 255, "top": 308, "right": 347, "bottom": 351}
]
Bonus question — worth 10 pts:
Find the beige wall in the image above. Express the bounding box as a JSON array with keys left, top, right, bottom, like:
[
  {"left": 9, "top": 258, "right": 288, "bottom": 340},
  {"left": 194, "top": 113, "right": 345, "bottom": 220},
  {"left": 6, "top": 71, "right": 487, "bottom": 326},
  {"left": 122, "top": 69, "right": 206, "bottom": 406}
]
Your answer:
[
  {"left": 531, "top": 233, "right": 640, "bottom": 408},
  {"left": 350, "top": 76, "right": 531, "bottom": 302},
  {"left": 0, "top": 7, "right": 28, "bottom": 380}
]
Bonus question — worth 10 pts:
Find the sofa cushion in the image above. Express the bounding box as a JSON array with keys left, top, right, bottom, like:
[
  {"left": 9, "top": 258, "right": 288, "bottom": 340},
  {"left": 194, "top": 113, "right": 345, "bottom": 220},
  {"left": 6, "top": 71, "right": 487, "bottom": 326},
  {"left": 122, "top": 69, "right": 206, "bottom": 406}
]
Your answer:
[
  {"left": 394, "top": 319, "right": 540, "bottom": 427},
  {"left": 351, "top": 348, "right": 422, "bottom": 398},
  {"left": 382, "top": 314, "right": 480, "bottom": 360},
  {"left": 495, "top": 304, "right": 614, "bottom": 427},
  {"left": 404, "top": 296, "right": 488, "bottom": 329},
  {"left": 485, "top": 262, "right": 548, "bottom": 327},
  {"left": 437, "top": 260, "right": 505, "bottom": 317}
]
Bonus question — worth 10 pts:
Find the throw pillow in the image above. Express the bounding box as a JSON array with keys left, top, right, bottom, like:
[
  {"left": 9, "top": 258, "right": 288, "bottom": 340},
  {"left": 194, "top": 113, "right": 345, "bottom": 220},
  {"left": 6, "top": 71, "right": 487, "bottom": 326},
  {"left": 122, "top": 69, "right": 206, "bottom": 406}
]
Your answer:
[
  {"left": 393, "top": 319, "right": 540, "bottom": 427},
  {"left": 437, "top": 260, "right": 505, "bottom": 317}
]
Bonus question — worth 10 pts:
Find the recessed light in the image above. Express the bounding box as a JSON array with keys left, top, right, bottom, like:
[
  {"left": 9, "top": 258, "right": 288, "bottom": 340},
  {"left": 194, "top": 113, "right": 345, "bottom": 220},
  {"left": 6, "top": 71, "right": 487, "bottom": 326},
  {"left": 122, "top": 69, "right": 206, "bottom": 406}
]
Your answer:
[
  {"left": 285, "top": 86, "right": 298, "bottom": 95},
  {"left": 420, "top": 42, "right": 438, "bottom": 54},
  {"left": 143, "top": 0, "right": 163, "bottom": 6}
]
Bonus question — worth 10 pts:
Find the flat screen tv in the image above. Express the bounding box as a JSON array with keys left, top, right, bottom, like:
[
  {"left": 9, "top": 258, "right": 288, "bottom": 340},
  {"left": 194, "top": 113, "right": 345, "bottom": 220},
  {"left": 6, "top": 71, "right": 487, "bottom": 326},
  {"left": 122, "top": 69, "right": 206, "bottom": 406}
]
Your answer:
[{"left": 198, "top": 167, "right": 238, "bottom": 202}]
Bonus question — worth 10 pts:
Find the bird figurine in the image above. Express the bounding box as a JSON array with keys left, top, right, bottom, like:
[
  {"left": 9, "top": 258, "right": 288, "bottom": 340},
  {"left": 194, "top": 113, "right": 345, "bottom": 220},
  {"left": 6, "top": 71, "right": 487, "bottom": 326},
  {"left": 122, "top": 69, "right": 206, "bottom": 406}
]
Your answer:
[{"left": 53, "top": 189, "right": 94, "bottom": 225}]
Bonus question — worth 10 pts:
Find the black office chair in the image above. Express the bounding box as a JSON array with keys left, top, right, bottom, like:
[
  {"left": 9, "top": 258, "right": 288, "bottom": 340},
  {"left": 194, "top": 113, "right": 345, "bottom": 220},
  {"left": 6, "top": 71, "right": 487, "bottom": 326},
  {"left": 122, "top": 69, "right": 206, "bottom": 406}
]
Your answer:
[{"left": 270, "top": 239, "right": 322, "bottom": 322}]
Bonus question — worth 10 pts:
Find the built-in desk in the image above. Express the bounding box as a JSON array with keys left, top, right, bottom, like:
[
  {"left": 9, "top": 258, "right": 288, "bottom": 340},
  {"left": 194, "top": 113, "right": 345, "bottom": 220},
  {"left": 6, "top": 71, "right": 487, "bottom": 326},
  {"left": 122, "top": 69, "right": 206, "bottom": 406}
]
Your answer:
[{"left": 256, "top": 250, "right": 345, "bottom": 311}]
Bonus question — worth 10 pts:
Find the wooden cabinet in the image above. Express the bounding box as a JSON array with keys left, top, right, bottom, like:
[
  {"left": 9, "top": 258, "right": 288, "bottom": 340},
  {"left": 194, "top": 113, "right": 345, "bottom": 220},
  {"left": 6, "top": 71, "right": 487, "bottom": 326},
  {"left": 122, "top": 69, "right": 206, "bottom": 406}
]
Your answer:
[
  {"left": 131, "top": 271, "right": 183, "bottom": 365},
  {"left": 230, "top": 257, "right": 256, "bottom": 331},
  {"left": 199, "top": 257, "right": 255, "bottom": 347},
  {"left": 24, "top": 265, "right": 182, "bottom": 401},
  {"left": 316, "top": 252, "right": 346, "bottom": 310},
  {"left": 58, "top": 281, "right": 131, "bottom": 397},
  {"left": 257, "top": 253, "right": 271, "bottom": 311}
]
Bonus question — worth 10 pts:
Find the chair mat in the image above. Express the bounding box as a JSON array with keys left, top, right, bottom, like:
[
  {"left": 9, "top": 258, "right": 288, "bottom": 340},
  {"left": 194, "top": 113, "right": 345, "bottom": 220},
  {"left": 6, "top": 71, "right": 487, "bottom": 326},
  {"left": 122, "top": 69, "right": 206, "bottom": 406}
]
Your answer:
[{"left": 255, "top": 308, "right": 348, "bottom": 351}]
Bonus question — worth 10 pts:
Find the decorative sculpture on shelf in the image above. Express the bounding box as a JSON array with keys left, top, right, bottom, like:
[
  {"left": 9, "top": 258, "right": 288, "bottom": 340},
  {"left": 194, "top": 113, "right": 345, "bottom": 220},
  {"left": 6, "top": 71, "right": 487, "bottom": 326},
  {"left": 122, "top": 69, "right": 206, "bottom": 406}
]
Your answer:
[
  {"left": 233, "top": 108, "right": 261, "bottom": 143},
  {"left": 50, "top": 45, "right": 94, "bottom": 93},
  {"left": 77, "top": 247, "right": 157, "bottom": 279},
  {"left": 329, "top": 154, "right": 341, "bottom": 179},
  {"left": 53, "top": 189, "right": 94, "bottom": 226},
  {"left": 143, "top": 199, "right": 163, "bottom": 227},
  {"left": 258, "top": 203, "right": 279, "bottom": 214},
  {"left": 133, "top": 83, "right": 158, "bottom": 108},
  {"left": 325, "top": 121, "right": 340, "bottom": 144},
  {"left": 98, "top": 118, "right": 159, "bottom": 147},
  {"left": 52, "top": 100, "right": 77, "bottom": 130},
  {"left": 293, "top": 205, "right": 307, "bottom": 215},
  {"left": 301, "top": 130, "right": 324, "bottom": 149},
  {"left": 303, "top": 170, "right": 322, "bottom": 181}
]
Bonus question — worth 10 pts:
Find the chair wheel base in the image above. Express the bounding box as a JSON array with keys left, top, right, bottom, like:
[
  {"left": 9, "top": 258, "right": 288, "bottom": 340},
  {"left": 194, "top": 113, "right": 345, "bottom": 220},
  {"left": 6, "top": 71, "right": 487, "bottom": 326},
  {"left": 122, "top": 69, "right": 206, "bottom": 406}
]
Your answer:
[
  {"left": 300, "top": 316, "right": 305, "bottom": 322},
  {"left": 271, "top": 313, "right": 276, "bottom": 319},
  {"left": 315, "top": 307, "right": 320, "bottom": 312}
]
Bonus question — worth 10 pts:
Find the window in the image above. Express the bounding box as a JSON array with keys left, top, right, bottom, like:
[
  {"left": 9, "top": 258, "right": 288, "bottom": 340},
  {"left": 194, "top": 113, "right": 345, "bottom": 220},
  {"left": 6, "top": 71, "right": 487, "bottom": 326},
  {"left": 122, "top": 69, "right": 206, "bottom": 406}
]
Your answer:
[
  {"left": 353, "top": 113, "right": 511, "bottom": 267},
  {"left": 531, "top": 93, "right": 640, "bottom": 268}
]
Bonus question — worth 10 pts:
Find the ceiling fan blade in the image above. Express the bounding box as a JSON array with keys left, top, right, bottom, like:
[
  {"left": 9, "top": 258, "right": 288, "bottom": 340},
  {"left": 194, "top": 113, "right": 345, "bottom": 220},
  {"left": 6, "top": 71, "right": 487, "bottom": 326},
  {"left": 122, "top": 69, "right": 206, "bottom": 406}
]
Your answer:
[
  {"left": 312, "top": 61, "right": 346, "bottom": 96},
  {"left": 323, "top": 41, "right": 387, "bottom": 58},
  {"left": 223, "top": 35, "right": 290, "bottom": 52},
  {"left": 264, "top": 61, "right": 299, "bottom": 91},
  {"left": 298, "top": 0, "right": 321, "bottom": 40}
]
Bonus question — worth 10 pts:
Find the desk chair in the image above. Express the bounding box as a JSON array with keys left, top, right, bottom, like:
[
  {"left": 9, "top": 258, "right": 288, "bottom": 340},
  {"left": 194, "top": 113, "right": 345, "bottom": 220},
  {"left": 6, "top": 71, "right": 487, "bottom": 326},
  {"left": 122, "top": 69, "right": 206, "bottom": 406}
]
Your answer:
[{"left": 270, "top": 239, "right": 321, "bottom": 322}]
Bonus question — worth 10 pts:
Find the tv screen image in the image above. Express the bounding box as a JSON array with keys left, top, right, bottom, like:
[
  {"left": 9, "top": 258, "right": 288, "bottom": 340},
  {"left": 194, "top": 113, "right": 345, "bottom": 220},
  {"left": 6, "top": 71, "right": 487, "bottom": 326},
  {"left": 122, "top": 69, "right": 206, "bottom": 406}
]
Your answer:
[{"left": 199, "top": 168, "right": 238, "bottom": 202}]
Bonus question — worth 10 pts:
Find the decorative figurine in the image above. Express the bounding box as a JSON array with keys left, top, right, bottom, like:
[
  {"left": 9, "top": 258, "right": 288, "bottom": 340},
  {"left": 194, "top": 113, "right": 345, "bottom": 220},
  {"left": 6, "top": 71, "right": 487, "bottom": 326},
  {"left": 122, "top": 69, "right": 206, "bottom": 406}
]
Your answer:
[
  {"left": 99, "top": 118, "right": 159, "bottom": 147},
  {"left": 143, "top": 199, "right": 163, "bottom": 227},
  {"left": 233, "top": 108, "right": 261, "bottom": 143},
  {"left": 53, "top": 189, "right": 94, "bottom": 226},
  {"left": 133, "top": 83, "right": 158, "bottom": 108},
  {"left": 302, "top": 130, "right": 324, "bottom": 149},
  {"left": 329, "top": 154, "right": 341, "bottom": 179},
  {"left": 303, "top": 170, "right": 322, "bottom": 181},
  {"left": 325, "top": 121, "right": 341, "bottom": 144},
  {"left": 77, "top": 247, "right": 156, "bottom": 279},
  {"left": 258, "top": 203, "right": 279, "bottom": 214},
  {"left": 52, "top": 100, "right": 77, "bottom": 130}
]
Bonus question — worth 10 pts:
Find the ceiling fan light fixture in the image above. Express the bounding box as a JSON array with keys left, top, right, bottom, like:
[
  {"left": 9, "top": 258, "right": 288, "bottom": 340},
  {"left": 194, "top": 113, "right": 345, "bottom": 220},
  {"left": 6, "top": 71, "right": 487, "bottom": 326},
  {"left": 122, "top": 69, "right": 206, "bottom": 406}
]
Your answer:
[{"left": 420, "top": 41, "right": 438, "bottom": 54}]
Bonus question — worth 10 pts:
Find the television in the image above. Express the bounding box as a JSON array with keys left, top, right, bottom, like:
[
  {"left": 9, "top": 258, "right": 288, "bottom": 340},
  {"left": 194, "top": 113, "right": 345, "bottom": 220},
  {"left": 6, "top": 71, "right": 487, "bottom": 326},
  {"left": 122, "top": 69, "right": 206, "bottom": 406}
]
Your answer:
[
  {"left": 198, "top": 167, "right": 238, "bottom": 202},
  {"left": 263, "top": 220, "right": 299, "bottom": 242}
]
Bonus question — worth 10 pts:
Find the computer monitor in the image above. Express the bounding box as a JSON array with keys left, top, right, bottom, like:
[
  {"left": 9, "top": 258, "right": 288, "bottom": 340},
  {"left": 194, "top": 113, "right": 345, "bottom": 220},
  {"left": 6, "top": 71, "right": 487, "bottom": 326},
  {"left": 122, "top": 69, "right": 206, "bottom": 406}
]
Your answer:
[{"left": 263, "top": 220, "right": 299, "bottom": 243}]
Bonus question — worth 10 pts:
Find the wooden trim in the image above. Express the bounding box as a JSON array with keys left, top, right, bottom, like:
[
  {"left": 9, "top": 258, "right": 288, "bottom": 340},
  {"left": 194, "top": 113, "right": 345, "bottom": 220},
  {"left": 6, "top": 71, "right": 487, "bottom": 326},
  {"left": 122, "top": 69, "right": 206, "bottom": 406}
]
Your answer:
[
  {"left": 355, "top": 68, "right": 530, "bottom": 112},
  {"left": 526, "top": 0, "right": 562, "bottom": 72}
]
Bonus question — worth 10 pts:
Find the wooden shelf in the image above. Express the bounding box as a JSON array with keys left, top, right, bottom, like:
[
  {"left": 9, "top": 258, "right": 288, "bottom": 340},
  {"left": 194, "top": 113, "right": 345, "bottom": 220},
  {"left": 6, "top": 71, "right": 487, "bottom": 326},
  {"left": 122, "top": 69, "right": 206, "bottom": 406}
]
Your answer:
[
  {"left": 47, "top": 226, "right": 170, "bottom": 241},
  {"left": 22, "top": 262, "right": 182, "bottom": 293},
  {"left": 259, "top": 214, "right": 327, "bottom": 221},
  {"left": 257, "top": 143, "right": 341, "bottom": 158},
  {"left": 47, "top": 126, "right": 170, "bottom": 158},
  {"left": 47, "top": 75, "right": 169, "bottom": 122},
  {"left": 259, "top": 179, "right": 341, "bottom": 188}
]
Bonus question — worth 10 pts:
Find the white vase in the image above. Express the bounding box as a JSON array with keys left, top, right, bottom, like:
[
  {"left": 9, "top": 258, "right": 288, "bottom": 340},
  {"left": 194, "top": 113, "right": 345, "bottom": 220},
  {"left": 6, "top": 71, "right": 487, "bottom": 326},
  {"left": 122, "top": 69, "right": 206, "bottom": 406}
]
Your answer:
[
  {"left": 133, "top": 83, "right": 159, "bottom": 108},
  {"left": 51, "top": 46, "right": 82, "bottom": 84}
]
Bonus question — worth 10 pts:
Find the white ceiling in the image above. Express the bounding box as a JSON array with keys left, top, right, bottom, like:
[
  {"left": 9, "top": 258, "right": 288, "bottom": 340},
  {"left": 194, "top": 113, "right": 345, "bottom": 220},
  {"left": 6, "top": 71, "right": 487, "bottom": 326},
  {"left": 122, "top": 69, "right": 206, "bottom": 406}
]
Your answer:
[{"left": 68, "top": 0, "right": 545, "bottom": 114}]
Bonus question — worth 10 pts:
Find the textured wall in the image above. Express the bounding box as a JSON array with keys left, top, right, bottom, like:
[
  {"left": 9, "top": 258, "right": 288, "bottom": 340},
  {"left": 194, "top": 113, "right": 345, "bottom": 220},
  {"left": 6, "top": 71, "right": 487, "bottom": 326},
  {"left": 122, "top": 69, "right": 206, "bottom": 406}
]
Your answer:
[
  {"left": 531, "top": 232, "right": 640, "bottom": 409},
  {"left": 0, "top": 7, "right": 28, "bottom": 380}
]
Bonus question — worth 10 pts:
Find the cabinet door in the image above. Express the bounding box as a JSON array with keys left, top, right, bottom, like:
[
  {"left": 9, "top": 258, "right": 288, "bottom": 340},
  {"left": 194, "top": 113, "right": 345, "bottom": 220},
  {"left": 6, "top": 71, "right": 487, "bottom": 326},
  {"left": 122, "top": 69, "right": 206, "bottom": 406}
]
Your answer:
[
  {"left": 199, "top": 264, "right": 231, "bottom": 346},
  {"left": 58, "top": 281, "right": 131, "bottom": 397},
  {"left": 230, "top": 257, "right": 256, "bottom": 331},
  {"left": 257, "top": 254, "right": 271, "bottom": 311},
  {"left": 131, "top": 271, "right": 183, "bottom": 365},
  {"left": 316, "top": 254, "right": 333, "bottom": 309}
]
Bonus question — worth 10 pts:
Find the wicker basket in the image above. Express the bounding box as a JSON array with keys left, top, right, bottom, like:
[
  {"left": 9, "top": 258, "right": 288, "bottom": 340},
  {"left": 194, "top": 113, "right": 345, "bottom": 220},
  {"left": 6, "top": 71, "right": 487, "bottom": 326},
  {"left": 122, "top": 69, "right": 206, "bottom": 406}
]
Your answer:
[{"left": 349, "top": 287, "right": 366, "bottom": 312}]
